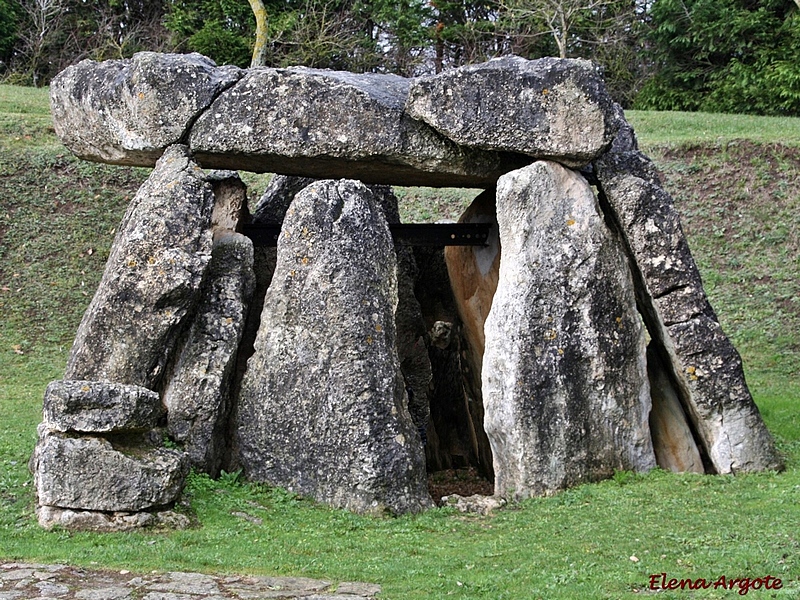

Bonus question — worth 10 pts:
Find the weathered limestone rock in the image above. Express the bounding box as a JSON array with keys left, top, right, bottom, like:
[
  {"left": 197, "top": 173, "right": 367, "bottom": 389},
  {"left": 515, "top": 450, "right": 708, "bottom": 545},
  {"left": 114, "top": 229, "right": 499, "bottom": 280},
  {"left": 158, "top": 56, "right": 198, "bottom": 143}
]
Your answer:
[
  {"left": 406, "top": 56, "right": 618, "bottom": 167},
  {"left": 36, "top": 506, "right": 190, "bottom": 531},
  {"left": 37, "top": 505, "right": 155, "bottom": 531},
  {"left": 64, "top": 145, "right": 215, "bottom": 389},
  {"left": 647, "top": 345, "right": 704, "bottom": 473},
  {"left": 189, "top": 67, "right": 527, "bottom": 186},
  {"left": 208, "top": 170, "right": 248, "bottom": 234},
  {"left": 43, "top": 380, "right": 164, "bottom": 433},
  {"left": 441, "top": 493, "right": 505, "bottom": 515},
  {"left": 236, "top": 179, "right": 433, "bottom": 514},
  {"left": 594, "top": 122, "right": 783, "bottom": 473},
  {"left": 33, "top": 431, "right": 189, "bottom": 512},
  {"left": 252, "top": 175, "right": 317, "bottom": 225},
  {"left": 483, "top": 161, "right": 656, "bottom": 499},
  {"left": 162, "top": 232, "right": 255, "bottom": 475},
  {"left": 50, "top": 52, "right": 242, "bottom": 166}
]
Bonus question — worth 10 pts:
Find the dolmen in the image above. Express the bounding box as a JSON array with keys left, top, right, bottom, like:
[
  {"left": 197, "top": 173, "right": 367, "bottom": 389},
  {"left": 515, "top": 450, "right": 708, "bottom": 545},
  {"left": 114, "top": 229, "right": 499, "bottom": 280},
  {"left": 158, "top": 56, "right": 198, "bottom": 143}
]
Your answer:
[{"left": 31, "top": 52, "right": 782, "bottom": 529}]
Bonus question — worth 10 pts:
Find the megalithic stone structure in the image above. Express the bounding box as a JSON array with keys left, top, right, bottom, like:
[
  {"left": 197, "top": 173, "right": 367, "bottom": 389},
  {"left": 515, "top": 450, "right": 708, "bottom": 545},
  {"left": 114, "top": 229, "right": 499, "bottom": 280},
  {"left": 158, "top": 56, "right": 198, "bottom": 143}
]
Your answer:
[{"left": 33, "top": 52, "right": 782, "bottom": 529}]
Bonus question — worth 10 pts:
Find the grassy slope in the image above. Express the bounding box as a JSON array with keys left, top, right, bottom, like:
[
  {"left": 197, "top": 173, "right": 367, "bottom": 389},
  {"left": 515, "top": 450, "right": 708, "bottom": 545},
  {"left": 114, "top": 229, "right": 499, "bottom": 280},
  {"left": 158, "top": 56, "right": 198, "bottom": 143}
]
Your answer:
[{"left": 1, "top": 87, "right": 798, "bottom": 598}]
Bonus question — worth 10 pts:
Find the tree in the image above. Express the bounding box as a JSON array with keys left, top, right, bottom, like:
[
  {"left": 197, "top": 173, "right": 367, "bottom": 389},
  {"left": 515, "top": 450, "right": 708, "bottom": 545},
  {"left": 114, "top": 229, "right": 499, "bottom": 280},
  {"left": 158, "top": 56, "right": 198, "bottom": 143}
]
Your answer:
[
  {"left": 430, "top": 0, "right": 504, "bottom": 73},
  {"left": 248, "top": 0, "right": 269, "bottom": 66},
  {"left": 164, "top": 0, "right": 254, "bottom": 67},
  {"left": 0, "top": 0, "right": 20, "bottom": 72},
  {"left": 635, "top": 0, "right": 800, "bottom": 115},
  {"left": 13, "top": 0, "right": 65, "bottom": 85}
]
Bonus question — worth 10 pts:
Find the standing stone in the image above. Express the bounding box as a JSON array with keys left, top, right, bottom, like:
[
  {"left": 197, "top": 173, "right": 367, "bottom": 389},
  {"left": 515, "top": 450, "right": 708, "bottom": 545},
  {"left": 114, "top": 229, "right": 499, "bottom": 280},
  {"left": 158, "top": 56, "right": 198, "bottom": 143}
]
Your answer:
[
  {"left": 43, "top": 380, "right": 164, "bottom": 433},
  {"left": 406, "top": 56, "right": 618, "bottom": 167},
  {"left": 252, "top": 175, "right": 318, "bottom": 225},
  {"left": 594, "top": 121, "right": 783, "bottom": 473},
  {"left": 64, "top": 145, "right": 215, "bottom": 389},
  {"left": 162, "top": 232, "right": 255, "bottom": 475},
  {"left": 235, "top": 179, "right": 433, "bottom": 514},
  {"left": 483, "top": 161, "right": 656, "bottom": 500},
  {"left": 33, "top": 431, "right": 188, "bottom": 512},
  {"left": 50, "top": 52, "right": 242, "bottom": 166}
]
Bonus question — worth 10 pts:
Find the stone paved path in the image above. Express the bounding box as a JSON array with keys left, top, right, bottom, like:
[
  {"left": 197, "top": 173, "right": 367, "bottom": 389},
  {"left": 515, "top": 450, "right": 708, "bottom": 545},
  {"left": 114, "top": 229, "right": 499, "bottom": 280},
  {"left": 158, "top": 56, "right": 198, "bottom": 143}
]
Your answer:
[{"left": 0, "top": 563, "right": 380, "bottom": 600}]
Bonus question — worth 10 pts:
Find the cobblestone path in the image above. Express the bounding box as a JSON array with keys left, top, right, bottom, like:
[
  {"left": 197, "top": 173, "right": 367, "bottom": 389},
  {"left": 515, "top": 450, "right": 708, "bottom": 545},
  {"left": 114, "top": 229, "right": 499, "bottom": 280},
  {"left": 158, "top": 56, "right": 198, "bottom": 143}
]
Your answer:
[{"left": 0, "top": 563, "right": 380, "bottom": 600}]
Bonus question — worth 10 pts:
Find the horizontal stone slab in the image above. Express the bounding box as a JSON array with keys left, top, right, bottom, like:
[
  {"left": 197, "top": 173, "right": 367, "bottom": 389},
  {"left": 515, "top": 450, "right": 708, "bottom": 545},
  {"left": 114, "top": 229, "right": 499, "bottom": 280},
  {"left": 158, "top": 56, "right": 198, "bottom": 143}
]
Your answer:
[
  {"left": 50, "top": 52, "right": 242, "bottom": 165},
  {"left": 188, "top": 66, "right": 528, "bottom": 186},
  {"left": 406, "top": 56, "right": 619, "bottom": 167},
  {"left": 49, "top": 53, "right": 632, "bottom": 187},
  {"left": 43, "top": 380, "right": 165, "bottom": 433}
]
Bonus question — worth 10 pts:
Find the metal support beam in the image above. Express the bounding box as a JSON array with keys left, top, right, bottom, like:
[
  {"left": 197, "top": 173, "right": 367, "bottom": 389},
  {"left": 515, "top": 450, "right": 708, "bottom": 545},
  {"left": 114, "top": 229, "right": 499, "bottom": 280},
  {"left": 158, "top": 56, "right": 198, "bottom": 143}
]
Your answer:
[{"left": 240, "top": 222, "right": 491, "bottom": 247}]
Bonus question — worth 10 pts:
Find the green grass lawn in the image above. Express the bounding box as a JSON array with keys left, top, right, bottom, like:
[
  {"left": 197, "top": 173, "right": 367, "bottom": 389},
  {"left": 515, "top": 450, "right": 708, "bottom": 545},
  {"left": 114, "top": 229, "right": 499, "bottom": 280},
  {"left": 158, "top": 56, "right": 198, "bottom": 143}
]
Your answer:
[{"left": 1, "top": 84, "right": 799, "bottom": 599}]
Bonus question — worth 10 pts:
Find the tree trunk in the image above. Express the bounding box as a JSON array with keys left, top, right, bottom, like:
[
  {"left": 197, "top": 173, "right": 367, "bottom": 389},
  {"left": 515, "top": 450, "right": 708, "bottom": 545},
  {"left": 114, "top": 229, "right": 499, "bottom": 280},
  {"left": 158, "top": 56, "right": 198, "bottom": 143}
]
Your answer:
[{"left": 248, "top": 0, "right": 268, "bottom": 67}]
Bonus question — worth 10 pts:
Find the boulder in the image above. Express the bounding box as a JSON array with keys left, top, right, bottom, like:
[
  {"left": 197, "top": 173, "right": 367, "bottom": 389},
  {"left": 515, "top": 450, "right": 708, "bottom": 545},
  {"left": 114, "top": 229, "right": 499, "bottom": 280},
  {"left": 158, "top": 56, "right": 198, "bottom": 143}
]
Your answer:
[
  {"left": 235, "top": 179, "right": 432, "bottom": 514},
  {"left": 188, "top": 66, "right": 528, "bottom": 186},
  {"left": 50, "top": 52, "right": 242, "bottom": 166},
  {"left": 33, "top": 431, "right": 189, "bottom": 512},
  {"left": 594, "top": 128, "right": 783, "bottom": 473},
  {"left": 64, "top": 145, "right": 215, "bottom": 389},
  {"left": 162, "top": 232, "right": 255, "bottom": 475},
  {"left": 43, "top": 380, "right": 164, "bottom": 433},
  {"left": 483, "top": 161, "right": 656, "bottom": 499},
  {"left": 406, "top": 56, "right": 618, "bottom": 167}
]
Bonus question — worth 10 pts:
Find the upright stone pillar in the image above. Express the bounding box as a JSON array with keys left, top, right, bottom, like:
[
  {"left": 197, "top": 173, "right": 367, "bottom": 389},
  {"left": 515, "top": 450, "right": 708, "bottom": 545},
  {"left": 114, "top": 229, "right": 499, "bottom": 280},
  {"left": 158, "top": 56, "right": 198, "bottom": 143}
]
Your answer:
[
  {"left": 483, "top": 161, "right": 656, "bottom": 499},
  {"left": 235, "top": 179, "right": 433, "bottom": 514},
  {"left": 64, "top": 144, "right": 215, "bottom": 389},
  {"left": 594, "top": 120, "right": 783, "bottom": 474}
]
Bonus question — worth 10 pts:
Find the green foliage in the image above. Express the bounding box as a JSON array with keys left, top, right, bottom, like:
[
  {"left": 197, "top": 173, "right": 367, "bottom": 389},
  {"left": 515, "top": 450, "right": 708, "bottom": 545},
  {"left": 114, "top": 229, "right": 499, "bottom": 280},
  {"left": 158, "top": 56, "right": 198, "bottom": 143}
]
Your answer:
[
  {"left": 165, "top": 0, "right": 255, "bottom": 67},
  {"left": 430, "top": 0, "right": 501, "bottom": 70},
  {"left": 637, "top": 0, "right": 800, "bottom": 115},
  {"left": 0, "top": 0, "right": 19, "bottom": 70}
]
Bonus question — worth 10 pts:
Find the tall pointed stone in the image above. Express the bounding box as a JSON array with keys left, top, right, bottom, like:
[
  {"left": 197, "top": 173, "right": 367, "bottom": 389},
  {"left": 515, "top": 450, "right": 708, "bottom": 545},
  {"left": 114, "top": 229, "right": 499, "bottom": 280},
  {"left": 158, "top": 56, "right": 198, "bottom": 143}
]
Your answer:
[
  {"left": 235, "top": 179, "right": 432, "bottom": 514},
  {"left": 64, "top": 144, "right": 215, "bottom": 389},
  {"left": 594, "top": 117, "right": 783, "bottom": 473},
  {"left": 483, "top": 161, "right": 656, "bottom": 499}
]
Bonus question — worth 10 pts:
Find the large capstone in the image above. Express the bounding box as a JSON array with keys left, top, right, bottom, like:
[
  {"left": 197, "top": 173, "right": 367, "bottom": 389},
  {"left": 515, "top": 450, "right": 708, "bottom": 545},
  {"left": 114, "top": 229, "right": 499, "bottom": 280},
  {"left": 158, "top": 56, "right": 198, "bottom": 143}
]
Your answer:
[
  {"left": 593, "top": 125, "right": 783, "bottom": 473},
  {"left": 33, "top": 431, "right": 189, "bottom": 512},
  {"left": 162, "top": 232, "right": 255, "bottom": 475},
  {"left": 406, "top": 56, "right": 618, "bottom": 167},
  {"left": 189, "top": 67, "right": 526, "bottom": 187},
  {"left": 43, "top": 380, "right": 164, "bottom": 433},
  {"left": 64, "top": 144, "right": 215, "bottom": 389},
  {"left": 50, "top": 53, "right": 242, "bottom": 165},
  {"left": 483, "top": 161, "right": 656, "bottom": 499},
  {"left": 235, "top": 179, "right": 433, "bottom": 514}
]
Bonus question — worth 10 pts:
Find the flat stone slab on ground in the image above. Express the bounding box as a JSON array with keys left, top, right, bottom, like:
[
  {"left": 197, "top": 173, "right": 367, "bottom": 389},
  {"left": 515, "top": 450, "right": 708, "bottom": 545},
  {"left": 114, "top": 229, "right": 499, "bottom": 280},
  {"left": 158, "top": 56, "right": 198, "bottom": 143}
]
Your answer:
[{"left": 0, "top": 564, "right": 380, "bottom": 600}]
